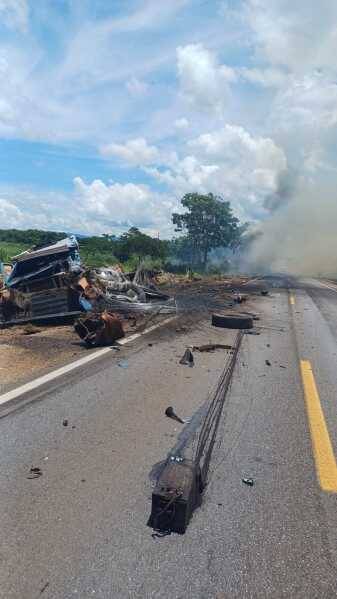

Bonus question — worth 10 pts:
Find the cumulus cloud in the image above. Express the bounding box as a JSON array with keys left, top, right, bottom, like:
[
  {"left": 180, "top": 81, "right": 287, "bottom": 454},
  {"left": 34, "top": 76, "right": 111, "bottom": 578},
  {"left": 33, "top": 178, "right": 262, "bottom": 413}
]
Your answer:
[
  {"left": 145, "top": 124, "right": 287, "bottom": 221},
  {"left": 0, "top": 179, "right": 180, "bottom": 238},
  {"left": 100, "top": 138, "right": 160, "bottom": 166},
  {"left": 126, "top": 77, "right": 149, "bottom": 97},
  {"left": 176, "top": 43, "right": 236, "bottom": 114},
  {"left": 0, "top": 0, "right": 29, "bottom": 32},
  {"left": 174, "top": 117, "right": 189, "bottom": 130},
  {"left": 246, "top": 0, "right": 337, "bottom": 76}
]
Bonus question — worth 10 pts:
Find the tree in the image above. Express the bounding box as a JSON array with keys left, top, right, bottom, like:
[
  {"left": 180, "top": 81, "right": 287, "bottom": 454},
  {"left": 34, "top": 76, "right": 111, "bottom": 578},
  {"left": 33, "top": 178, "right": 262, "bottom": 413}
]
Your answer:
[
  {"left": 172, "top": 193, "right": 239, "bottom": 269},
  {"left": 114, "top": 227, "right": 169, "bottom": 263}
]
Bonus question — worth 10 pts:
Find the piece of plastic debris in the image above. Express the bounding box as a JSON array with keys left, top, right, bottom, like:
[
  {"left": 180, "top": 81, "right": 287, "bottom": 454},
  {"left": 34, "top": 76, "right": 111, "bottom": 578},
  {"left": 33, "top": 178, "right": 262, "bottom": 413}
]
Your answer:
[
  {"left": 242, "top": 478, "right": 254, "bottom": 486},
  {"left": 118, "top": 360, "right": 129, "bottom": 369},
  {"left": 40, "top": 582, "right": 50, "bottom": 595},
  {"left": 63, "top": 419, "right": 68, "bottom": 427},
  {"left": 265, "top": 360, "right": 271, "bottom": 366},
  {"left": 179, "top": 348, "right": 194, "bottom": 367},
  {"left": 165, "top": 406, "right": 185, "bottom": 424},
  {"left": 27, "top": 466, "right": 42, "bottom": 479}
]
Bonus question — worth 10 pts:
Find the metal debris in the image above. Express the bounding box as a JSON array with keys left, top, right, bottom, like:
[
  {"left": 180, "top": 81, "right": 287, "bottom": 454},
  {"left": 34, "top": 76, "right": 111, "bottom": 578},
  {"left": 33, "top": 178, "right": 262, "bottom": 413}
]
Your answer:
[
  {"left": 192, "top": 343, "right": 233, "bottom": 352},
  {"left": 179, "top": 348, "right": 194, "bottom": 367},
  {"left": 27, "top": 466, "right": 42, "bottom": 479},
  {"left": 242, "top": 478, "right": 254, "bottom": 486},
  {"left": 165, "top": 406, "right": 185, "bottom": 424},
  {"left": 265, "top": 359, "right": 271, "bottom": 366},
  {"left": 74, "top": 311, "right": 125, "bottom": 346}
]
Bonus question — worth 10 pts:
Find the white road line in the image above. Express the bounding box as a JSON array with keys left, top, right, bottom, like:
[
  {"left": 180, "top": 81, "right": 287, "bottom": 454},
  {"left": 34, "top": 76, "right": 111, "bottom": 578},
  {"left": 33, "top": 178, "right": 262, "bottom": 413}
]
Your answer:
[{"left": 0, "top": 315, "right": 177, "bottom": 407}]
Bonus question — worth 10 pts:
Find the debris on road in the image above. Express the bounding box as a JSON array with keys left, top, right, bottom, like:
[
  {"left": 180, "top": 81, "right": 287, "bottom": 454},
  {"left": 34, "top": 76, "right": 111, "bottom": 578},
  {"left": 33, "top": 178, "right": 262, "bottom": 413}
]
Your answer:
[
  {"left": 233, "top": 292, "right": 248, "bottom": 304},
  {"left": 265, "top": 359, "right": 271, "bottom": 366},
  {"left": 62, "top": 419, "right": 68, "bottom": 427},
  {"left": 27, "top": 466, "right": 42, "bottom": 479},
  {"left": 22, "top": 323, "right": 40, "bottom": 335},
  {"left": 242, "top": 478, "right": 254, "bottom": 486},
  {"left": 192, "top": 343, "right": 233, "bottom": 352},
  {"left": 148, "top": 459, "right": 203, "bottom": 534},
  {"left": 212, "top": 313, "right": 254, "bottom": 330},
  {"left": 261, "top": 290, "right": 269, "bottom": 296},
  {"left": 179, "top": 348, "right": 194, "bottom": 366},
  {"left": 165, "top": 406, "right": 185, "bottom": 424},
  {"left": 74, "top": 311, "right": 125, "bottom": 347},
  {"left": 0, "top": 238, "right": 176, "bottom": 326},
  {"left": 117, "top": 360, "right": 129, "bottom": 369},
  {"left": 39, "top": 582, "right": 50, "bottom": 595}
]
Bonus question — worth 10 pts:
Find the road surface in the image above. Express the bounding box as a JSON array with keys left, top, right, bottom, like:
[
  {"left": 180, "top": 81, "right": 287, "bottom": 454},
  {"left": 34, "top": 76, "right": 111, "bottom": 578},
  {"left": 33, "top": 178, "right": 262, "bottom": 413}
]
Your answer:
[{"left": 1, "top": 278, "right": 337, "bottom": 598}]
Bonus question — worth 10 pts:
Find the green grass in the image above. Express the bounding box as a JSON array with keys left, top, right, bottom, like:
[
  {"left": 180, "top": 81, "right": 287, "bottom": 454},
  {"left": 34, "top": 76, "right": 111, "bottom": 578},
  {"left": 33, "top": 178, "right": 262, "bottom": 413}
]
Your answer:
[{"left": 0, "top": 242, "right": 28, "bottom": 262}]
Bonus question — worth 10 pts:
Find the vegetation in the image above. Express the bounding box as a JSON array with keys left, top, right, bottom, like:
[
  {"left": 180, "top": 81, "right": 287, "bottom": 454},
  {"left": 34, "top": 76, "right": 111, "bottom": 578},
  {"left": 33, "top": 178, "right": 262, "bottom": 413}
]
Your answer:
[
  {"left": 0, "top": 194, "right": 246, "bottom": 272},
  {"left": 172, "top": 193, "right": 240, "bottom": 269}
]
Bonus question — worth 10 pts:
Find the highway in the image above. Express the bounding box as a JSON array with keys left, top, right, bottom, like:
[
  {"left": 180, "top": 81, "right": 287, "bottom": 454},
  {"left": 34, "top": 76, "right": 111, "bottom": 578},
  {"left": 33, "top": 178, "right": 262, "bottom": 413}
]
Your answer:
[{"left": 1, "top": 278, "right": 337, "bottom": 598}]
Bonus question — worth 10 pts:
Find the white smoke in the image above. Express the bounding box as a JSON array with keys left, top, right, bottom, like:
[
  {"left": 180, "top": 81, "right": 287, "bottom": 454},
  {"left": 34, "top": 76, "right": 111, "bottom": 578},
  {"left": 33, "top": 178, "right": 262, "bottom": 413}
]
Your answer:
[{"left": 247, "top": 180, "right": 337, "bottom": 276}]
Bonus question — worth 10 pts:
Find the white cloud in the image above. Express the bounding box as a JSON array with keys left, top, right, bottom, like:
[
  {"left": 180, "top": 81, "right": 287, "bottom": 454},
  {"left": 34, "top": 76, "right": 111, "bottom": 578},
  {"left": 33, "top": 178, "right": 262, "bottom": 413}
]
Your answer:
[
  {"left": 100, "top": 138, "right": 160, "bottom": 166},
  {"left": 0, "top": 0, "right": 28, "bottom": 32},
  {"left": 126, "top": 77, "right": 149, "bottom": 97},
  {"left": 73, "top": 177, "right": 178, "bottom": 236},
  {"left": 246, "top": 0, "right": 337, "bottom": 76},
  {"left": 174, "top": 117, "right": 189, "bottom": 130},
  {"left": 240, "top": 67, "right": 288, "bottom": 88},
  {"left": 272, "top": 73, "right": 337, "bottom": 130},
  {"left": 0, "top": 197, "right": 23, "bottom": 226},
  {"left": 176, "top": 43, "right": 236, "bottom": 114},
  {"left": 145, "top": 124, "right": 287, "bottom": 221},
  {"left": 0, "top": 179, "right": 180, "bottom": 238}
]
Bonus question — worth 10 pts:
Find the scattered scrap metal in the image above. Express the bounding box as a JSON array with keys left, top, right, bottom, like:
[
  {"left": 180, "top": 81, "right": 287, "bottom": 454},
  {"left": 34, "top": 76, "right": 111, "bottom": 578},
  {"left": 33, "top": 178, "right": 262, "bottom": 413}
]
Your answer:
[
  {"left": 179, "top": 348, "right": 194, "bottom": 367},
  {"left": 0, "top": 237, "right": 176, "bottom": 339}
]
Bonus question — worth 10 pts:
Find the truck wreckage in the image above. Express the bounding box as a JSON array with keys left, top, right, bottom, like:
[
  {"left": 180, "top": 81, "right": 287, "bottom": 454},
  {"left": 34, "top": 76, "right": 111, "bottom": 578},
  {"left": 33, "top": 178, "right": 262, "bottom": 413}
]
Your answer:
[{"left": 0, "top": 236, "right": 176, "bottom": 344}]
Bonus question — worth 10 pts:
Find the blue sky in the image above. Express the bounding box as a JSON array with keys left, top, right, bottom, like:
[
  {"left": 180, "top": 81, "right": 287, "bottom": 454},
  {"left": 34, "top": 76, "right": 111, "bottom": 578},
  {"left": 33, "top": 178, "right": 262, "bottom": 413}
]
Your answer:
[{"left": 0, "top": 0, "right": 337, "bottom": 237}]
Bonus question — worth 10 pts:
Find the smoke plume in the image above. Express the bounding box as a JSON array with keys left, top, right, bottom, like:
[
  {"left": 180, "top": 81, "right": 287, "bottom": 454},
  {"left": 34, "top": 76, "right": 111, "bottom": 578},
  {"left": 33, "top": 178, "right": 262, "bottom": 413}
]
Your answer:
[{"left": 247, "top": 181, "right": 337, "bottom": 277}]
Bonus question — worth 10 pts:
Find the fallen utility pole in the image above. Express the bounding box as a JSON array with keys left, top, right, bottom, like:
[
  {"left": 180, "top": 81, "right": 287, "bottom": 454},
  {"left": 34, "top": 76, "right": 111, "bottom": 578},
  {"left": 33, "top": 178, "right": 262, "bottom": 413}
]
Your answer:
[{"left": 148, "top": 330, "right": 243, "bottom": 535}]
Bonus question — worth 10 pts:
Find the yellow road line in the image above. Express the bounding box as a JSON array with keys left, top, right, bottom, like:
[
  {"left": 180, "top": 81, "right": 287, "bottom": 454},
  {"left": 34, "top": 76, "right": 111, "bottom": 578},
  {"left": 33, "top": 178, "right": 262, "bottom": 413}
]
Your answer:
[
  {"left": 289, "top": 293, "right": 295, "bottom": 305},
  {"left": 300, "top": 360, "right": 337, "bottom": 492}
]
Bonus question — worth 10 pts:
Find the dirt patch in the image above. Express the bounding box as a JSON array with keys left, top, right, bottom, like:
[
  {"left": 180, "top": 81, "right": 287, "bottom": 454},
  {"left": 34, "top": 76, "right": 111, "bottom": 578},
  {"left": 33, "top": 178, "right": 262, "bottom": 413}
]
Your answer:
[{"left": 0, "top": 312, "right": 166, "bottom": 392}]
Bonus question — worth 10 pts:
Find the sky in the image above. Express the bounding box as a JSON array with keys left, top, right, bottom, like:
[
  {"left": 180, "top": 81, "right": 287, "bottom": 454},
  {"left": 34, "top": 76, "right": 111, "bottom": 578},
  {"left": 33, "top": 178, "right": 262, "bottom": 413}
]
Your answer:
[{"left": 0, "top": 0, "right": 336, "bottom": 238}]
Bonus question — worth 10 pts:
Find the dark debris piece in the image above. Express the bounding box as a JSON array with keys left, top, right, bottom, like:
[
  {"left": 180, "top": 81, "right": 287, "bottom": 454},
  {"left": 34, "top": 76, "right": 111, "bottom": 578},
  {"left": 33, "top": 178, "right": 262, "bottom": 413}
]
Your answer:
[
  {"left": 265, "top": 360, "right": 271, "bottom": 366},
  {"left": 27, "top": 466, "right": 42, "bottom": 479},
  {"left": 179, "top": 348, "right": 194, "bottom": 367},
  {"left": 62, "top": 419, "right": 68, "bottom": 427},
  {"left": 40, "top": 582, "right": 50, "bottom": 595},
  {"left": 165, "top": 406, "right": 185, "bottom": 424},
  {"left": 242, "top": 478, "right": 254, "bottom": 486}
]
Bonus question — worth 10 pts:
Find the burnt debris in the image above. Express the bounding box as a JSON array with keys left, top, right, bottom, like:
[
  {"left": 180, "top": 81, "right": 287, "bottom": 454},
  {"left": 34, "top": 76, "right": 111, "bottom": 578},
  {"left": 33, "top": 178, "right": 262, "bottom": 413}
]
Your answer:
[{"left": 0, "top": 237, "right": 176, "bottom": 328}]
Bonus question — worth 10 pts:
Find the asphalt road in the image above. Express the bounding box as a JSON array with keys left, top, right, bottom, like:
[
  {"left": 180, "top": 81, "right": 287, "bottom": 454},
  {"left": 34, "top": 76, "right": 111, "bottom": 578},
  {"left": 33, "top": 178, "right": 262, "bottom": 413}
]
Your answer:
[{"left": 1, "top": 279, "right": 337, "bottom": 598}]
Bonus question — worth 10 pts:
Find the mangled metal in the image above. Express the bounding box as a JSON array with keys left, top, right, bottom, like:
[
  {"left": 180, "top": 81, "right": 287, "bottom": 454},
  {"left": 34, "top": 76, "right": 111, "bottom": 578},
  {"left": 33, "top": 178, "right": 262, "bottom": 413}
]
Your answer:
[
  {"left": 74, "top": 311, "right": 125, "bottom": 347},
  {"left": 0, "top": 236, "right": 176, "bottom": 326}
]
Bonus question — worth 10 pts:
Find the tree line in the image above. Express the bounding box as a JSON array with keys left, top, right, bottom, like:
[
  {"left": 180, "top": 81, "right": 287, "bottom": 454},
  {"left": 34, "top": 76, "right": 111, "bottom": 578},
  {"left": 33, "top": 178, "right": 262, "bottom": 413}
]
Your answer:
[{"left": 0, "top": 193, "right": 246, "bottom": 271}]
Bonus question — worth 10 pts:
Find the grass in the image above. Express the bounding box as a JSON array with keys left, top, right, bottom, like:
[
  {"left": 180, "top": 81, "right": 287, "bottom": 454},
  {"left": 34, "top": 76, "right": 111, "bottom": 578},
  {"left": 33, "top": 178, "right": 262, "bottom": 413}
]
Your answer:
[{"left": 0, "top": 242, "right": 28, "bottom": 262}]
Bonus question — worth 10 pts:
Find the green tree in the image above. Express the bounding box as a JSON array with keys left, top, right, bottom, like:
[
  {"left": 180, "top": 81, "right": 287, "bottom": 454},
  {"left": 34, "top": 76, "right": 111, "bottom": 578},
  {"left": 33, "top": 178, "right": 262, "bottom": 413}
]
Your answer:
[
  {"left": 172, "top": 193, "right": 240, "bottom": 269},
  {"left": 114, "top": 227, "right": 168, "bottom": 263}
]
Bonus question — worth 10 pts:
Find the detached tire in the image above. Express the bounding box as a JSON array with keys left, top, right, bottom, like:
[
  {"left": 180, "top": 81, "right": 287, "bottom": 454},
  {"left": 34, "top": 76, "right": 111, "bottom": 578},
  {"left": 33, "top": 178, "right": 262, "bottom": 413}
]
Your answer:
[{"left": 212, "top": 313, "right": 254, "bottom": 330}]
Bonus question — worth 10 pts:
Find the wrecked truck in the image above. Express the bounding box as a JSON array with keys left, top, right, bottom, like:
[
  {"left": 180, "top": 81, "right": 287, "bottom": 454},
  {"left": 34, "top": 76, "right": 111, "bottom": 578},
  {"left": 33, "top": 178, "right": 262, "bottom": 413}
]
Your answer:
[{"left": 0, "top": 236, "right": 176, "bottom": 327}]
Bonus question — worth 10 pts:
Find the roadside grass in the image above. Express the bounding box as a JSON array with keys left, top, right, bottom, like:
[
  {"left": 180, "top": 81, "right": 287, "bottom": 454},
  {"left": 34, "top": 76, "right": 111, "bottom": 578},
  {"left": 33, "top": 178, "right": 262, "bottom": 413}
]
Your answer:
[{"left": 0, "top": 242, "right": 28, "bottom": 262}]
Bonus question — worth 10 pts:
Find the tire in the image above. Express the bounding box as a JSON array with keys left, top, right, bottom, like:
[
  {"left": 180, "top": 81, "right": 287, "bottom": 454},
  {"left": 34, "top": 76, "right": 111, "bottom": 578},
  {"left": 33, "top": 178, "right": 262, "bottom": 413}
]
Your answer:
[{"left": 211, "top": 313, "right": 254, "bottom": 329}]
